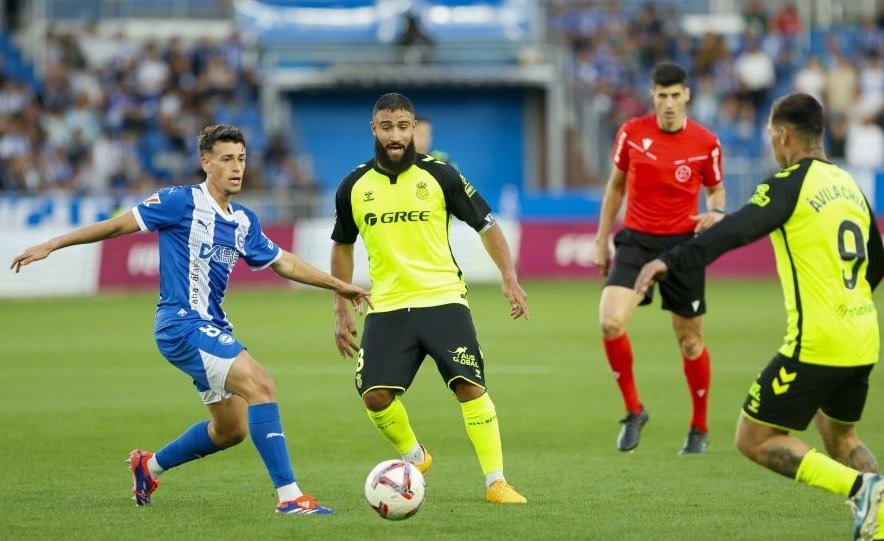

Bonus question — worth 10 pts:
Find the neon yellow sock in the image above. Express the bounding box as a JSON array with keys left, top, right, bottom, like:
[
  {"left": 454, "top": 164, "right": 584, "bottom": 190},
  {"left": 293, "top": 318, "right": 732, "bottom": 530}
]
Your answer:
[
  {"left": 795, "top": 448, "right": 860, "bottom": 497},
  {"left": 461, "top": 393, "right": 503, "bottom": 475},
  {"left": 366, "top": 397, "right": 418, "bottom": 456}
]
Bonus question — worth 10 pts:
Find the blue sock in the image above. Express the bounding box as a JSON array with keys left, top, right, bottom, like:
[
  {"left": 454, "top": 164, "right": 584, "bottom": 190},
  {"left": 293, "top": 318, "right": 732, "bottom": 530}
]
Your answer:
[
  {"left": 154, "top": 420, "right": 221, "bottom": 470},
  {"left": 249, "top": 402, "right": 296, "bottom": 488}
]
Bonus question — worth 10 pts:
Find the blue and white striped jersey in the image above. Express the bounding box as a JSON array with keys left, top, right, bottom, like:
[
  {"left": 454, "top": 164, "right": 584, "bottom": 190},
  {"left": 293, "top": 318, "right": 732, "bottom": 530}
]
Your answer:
[{"left": 132, "top": 183, "right": 282, "bottom": 332}]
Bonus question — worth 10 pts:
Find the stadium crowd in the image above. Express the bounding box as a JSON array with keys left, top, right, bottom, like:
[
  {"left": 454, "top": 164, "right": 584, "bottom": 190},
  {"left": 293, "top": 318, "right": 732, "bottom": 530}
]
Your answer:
[
  {"left": 550, "top": 0, "right": 884, "bottom": 168},
  {"left": 3, "top": 2, "right": 884, "bottom": 194},
  {"left": 0, "top": 24, "right": 318, "bottom": 194}
]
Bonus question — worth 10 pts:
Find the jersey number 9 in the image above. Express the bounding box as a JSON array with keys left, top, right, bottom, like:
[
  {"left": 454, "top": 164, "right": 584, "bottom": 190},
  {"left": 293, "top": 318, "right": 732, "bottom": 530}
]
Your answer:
[{"left": 838, "top": 220, "right": 866, "bottom": 290}]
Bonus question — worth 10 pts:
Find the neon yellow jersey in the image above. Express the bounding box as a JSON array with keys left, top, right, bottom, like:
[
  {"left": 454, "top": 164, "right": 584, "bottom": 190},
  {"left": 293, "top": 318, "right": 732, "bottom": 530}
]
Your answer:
[
  {"left": 769, "top": 160, "right": 878, "bottom": 364},
  {"left": 332, "top": 154, "right": 495, "bottom": 312},
  {"left": 660, "top": 158, "right": 884, "bottom": 367}
]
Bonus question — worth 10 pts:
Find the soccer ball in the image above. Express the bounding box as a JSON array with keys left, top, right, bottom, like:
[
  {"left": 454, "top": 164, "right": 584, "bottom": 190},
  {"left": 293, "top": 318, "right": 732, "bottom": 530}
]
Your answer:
[{"left": 364, "top": 459, "right": 426, "bottom": 520}]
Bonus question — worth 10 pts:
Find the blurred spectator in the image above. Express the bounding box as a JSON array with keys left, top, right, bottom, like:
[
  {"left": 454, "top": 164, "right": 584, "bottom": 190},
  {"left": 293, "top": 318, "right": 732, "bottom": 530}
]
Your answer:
[
  {"left": 826, "top": 112, "right": 848, "bottom": 161},
  {"left": 792, "top": 56, "right": 825, "bottom": 104},
  {"left": 396, "top": 10, "right": 434, "bottom": 64},
  {"left": 219, "top": 32, "right": 247, "bottom": 73},
  {"left": 846, "top": 112, "right": 884, "bottom": 169},
  {"left": 772, "top": 2, "right": 802, "bottom": 38},
  {"left": 3, "top": 0, "right": 20, "bottom": 32},
  {"left": 41, "top": 145, "right": 74, "bottom": 190},
  {"left": 198, "top": 53, "right": 237, "bottom": 100},
  {"left": 0, "top": 112, "right": 31, "bottom": 162},
  {"left": 109, "top": 31, "right": 138, "bottom": 70},
  {"left": 742, "top": 0, "right": 768, "bottom": 37},
  {"left": 135, "top": 42, "right": 170, "bottom": 99},
  {"left": 855, "top": 51, "right": 884, "bottom": 120},
  {"left": 690, "top": 74, "right": 719, "bottom": 127},
  {"left": 856, "top": 15, "right": 883, "bottom": 57},
  {"left": 733, "top": 33, "right": 776, "bottom": 119},
  {"left": 824, "top": 50, "right": 858, "bottom": 116},
  {"left": 40, "top": 62, "right": 72, "bottom": 111},
  {"left": 262, "top": 131, "right": 316, "bottom": 192},
  {"left": 58, "top": 32, "right": 87, "bottom": 71},
  {"left": 693, "top": 33, "right": 728, "bottom": 76},
  {"left": 633, "top": 3, "right": 665, "bottom": 70},
  {"left": 64, "top": 92, "right": 101, "bottom": 146},
  {"left": 78, "top": 21, "right": 115, "bottom": 69},
  {"left": 0, "top": 79, "right": 30, "bottom": 115}
]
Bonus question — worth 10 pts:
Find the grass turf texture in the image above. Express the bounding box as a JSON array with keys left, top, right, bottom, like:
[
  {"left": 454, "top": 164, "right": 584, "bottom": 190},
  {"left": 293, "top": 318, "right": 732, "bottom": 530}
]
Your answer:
[{"left": 1, "top": 279, "right": 882, "bottom": 540}]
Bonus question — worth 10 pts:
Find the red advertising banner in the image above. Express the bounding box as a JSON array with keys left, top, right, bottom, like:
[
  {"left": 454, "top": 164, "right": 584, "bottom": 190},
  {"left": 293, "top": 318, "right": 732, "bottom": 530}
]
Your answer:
[
  {"left": 517, "top": 220, "right": 777, "bottom": 279},
  {"left": 97, "top": 225, "right": 295, "bottom": 290},
  {"left": 517, "top": 221, "right": 599, "bottom": 278}
]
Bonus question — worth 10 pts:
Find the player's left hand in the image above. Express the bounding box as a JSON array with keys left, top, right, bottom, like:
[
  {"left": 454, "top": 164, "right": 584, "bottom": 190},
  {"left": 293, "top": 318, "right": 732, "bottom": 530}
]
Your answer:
[
  {"left": 691, "top": 210, "right": 725, "bottom": 233},
  {"left": 634, "top": 259, "right": 669, "bottom": 297},
  {"left": 502, "top": 277, "right": 530, "bottom": 320},
  {"left": 334, "top": 307, "right": 360, "bottom": 358}
]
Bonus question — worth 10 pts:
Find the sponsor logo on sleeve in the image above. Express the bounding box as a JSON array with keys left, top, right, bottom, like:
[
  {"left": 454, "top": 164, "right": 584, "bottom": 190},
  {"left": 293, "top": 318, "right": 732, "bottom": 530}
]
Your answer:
[
  {"left": 460, "top": 174, "right": 476, "bottom": 197},
  {"left": 750, "top": 184, "right": 771, "bottom": 207}
]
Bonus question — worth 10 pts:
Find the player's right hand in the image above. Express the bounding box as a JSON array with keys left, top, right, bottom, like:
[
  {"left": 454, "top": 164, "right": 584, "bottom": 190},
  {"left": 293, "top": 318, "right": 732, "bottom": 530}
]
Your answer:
[
  {"left": 593, "top": 243, "right": 611, "bottom": 277},
  {"left": 10, "top": 243, "right": 52, "bottom": 273},
  {"left": 338, "top": 284, "right": 373, "bottom": 315},
  {"left": 334, "top": 309, "right": 360, "bottom": 358}
]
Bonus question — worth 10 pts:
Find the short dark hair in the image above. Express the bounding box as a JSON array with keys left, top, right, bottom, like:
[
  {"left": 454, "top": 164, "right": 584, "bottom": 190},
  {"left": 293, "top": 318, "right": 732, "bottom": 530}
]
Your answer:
[
  {"left": 373, "top": 93, "right": 415, "bottom": 117},
  {"left": 652, "top": 62, "right": 687, "bottom": 87},
  {"left": 770, "top": 93, "right": 825, "bottom": 140},
  {"left": 197, "top": 125, "right": 246, "bottom": 155}
]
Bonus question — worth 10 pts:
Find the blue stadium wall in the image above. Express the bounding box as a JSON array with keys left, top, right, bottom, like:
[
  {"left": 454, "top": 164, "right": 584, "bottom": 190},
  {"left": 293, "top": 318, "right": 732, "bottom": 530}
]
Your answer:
[{"left": 286, "top": 87, "right": 526, "bottom": 207}]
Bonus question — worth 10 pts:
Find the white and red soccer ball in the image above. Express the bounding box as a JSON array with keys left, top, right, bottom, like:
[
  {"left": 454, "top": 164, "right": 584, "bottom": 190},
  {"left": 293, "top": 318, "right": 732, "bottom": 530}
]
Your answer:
[{"left": 364, "top": 459, "right": 426, "bottom": 520}]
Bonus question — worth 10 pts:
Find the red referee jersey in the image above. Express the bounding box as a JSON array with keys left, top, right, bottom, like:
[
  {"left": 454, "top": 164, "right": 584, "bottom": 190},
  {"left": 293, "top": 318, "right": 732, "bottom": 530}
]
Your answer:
[{"left": 612, "top": 114, "right": 723, "bottom": 235}]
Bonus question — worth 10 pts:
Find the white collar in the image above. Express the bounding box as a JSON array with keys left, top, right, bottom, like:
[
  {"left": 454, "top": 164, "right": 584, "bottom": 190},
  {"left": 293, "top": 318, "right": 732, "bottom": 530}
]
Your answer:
[{"left": 199, "top": 182, "right": 236, "bottom": 220}]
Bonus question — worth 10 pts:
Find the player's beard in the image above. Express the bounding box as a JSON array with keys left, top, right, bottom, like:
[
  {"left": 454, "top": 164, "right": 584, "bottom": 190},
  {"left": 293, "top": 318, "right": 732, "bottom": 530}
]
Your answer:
[{"left": 374, "top": 138, "right": 416, "bottom": 175}]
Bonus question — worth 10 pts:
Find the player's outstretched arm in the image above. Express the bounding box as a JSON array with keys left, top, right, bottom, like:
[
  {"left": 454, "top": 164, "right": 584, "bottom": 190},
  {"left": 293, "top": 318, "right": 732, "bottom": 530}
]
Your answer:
[
  {"left": 270, "top": 250, "right": 372, "bottom": 314},
  {"left": 10, "top": 211, "right": 140, "bottom": 273},
  {"left": 634, "top": 259, "right": 668, "bottom": 297},
  {"left": 330, "top": 242, "right": 361, "bottom": 358},
  {"left": 480, "top": 224, "right": 529, "bottom": 320}
]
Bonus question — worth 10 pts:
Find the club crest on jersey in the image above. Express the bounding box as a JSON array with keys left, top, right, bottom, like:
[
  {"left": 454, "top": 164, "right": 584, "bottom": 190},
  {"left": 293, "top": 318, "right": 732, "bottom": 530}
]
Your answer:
[
  {"left": 415, "top": 182, "right": 429, "bottom": 200},
  {"left": 674, "top": 165, "right": 692, "bottom": 183},
  {"left": 143, "top": 192, "right": 161, "bottom": 206}
]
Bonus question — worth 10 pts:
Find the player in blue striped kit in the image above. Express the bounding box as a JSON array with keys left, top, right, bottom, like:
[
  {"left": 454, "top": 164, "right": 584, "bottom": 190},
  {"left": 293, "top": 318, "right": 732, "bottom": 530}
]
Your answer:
[{"left": 10, "top": 124, "right": 372, "bottom": 515}]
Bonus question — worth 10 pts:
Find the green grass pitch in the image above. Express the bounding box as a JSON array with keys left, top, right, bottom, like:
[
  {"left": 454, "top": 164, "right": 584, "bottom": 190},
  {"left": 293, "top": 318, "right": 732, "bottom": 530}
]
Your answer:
[{"left": 1, "top": 279, "right": 882, "bottom": 540}]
